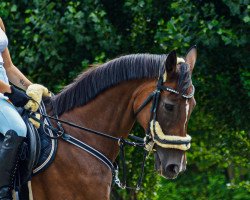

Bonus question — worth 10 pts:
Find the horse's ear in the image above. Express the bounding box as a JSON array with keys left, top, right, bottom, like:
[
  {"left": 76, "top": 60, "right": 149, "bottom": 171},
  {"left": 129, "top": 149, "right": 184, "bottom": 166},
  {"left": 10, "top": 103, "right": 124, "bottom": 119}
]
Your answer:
[
  {"left": 165, "top": 50, "right": 177, "bottom": 73},
  {"left": 185, "top": 45, "right": 197, "bottom": 72}
]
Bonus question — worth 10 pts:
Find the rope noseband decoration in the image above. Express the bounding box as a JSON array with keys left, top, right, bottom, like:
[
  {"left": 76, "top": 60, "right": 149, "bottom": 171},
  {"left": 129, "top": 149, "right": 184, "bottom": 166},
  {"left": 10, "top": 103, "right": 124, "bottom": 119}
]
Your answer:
[
  {"left": 150, "top": 121, "right": 192, "bottom": 151},
  {"left": 28, "top": 56, "right": 195, "bottom": 191}
]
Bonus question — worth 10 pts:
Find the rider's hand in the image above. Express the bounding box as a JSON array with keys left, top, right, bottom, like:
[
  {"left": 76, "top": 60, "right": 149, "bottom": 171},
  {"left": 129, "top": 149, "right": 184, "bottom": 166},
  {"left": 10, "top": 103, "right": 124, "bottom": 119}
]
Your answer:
[
  {"left": 24, "top": 84, "right": 51, "bottom": 112},
  {"left": 4, "top": 85, "right": 30, "bottom": 107}
]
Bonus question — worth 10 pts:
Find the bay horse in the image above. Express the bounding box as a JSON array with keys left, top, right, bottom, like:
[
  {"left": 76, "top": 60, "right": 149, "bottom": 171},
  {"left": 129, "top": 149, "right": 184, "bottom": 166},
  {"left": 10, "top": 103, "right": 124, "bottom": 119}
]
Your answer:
[{"left": 31, "top": 47, "right": 197, "bottom": 200}]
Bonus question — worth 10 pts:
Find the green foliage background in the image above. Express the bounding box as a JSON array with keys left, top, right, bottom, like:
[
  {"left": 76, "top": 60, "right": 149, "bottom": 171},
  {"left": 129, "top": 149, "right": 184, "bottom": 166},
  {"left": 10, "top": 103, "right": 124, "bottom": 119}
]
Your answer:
[{"left": 0, "top": 0, "right": 249, "bottom": 199}]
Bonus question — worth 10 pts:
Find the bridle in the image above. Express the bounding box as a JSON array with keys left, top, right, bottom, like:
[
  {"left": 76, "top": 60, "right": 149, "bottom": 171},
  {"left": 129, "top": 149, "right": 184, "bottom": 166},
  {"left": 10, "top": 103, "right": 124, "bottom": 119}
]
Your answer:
[
  {"left": 135, "top": 65, "right": 195, "bottom": 152},
  {"left": 28, "top": 60, "right": 195, "bottom": 190}
]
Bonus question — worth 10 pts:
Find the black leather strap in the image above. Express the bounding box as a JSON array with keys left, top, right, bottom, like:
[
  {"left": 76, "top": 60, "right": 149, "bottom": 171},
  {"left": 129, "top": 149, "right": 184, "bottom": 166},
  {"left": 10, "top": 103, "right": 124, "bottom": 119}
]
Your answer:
[
  {"left": 62, "top": 134, "right": 115, "bottom": 172},
  {"left": 134, "top": 91, "right": 155, "bottom": 115}
]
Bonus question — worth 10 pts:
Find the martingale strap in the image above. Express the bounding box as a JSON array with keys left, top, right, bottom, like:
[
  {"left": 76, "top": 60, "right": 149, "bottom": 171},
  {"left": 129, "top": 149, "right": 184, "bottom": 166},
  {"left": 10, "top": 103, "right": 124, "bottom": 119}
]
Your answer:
[
  {"left": 62, "top": 133, "right": 115, "bottom": 171},
  {"left": 28, "top": 111, "right": 146, "bottom": 190}
]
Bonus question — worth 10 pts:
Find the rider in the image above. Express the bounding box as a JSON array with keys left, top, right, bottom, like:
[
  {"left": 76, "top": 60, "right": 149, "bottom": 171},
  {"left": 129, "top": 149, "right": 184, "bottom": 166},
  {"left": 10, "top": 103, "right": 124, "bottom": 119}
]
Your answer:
[{"left": 0, "top": 18, "right": 50, "bottom": 199}]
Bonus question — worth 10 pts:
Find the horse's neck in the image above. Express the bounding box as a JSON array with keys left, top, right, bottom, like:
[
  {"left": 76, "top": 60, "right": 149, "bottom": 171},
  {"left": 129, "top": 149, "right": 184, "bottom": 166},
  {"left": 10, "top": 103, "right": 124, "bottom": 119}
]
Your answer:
[{"left": 57, "top": 79, "right": 150, "bottom": 161}]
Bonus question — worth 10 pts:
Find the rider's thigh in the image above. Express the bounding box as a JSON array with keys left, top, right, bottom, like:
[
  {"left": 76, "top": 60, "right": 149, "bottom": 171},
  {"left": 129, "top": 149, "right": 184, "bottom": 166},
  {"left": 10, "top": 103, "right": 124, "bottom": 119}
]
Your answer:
[{"left": 0, "top": 97, "right": 27, "bottom": 137}]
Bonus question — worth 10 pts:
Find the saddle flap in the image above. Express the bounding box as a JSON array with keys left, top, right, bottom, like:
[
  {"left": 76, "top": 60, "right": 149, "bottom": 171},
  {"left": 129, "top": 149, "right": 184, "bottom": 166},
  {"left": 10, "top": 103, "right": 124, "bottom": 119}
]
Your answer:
[
  {"left": 17, "top": 101, "right": 58, "bottom": 185},
  {"left": 18, "top": 112, "right": 41, "bottom": 184}
]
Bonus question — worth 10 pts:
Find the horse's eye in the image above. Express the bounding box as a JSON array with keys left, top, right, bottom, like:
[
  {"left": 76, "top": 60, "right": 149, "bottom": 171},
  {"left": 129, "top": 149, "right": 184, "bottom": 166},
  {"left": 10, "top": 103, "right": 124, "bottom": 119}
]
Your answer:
[{"left": 164, "top": 103, "right": 174, "bottom": 111}]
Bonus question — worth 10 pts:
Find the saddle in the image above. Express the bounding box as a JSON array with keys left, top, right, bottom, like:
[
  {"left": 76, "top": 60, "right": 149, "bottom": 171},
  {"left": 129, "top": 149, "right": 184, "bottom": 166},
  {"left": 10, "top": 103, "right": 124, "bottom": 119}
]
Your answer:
[{"left": 0, "top": 102, "right": 58, "bottom": 199}]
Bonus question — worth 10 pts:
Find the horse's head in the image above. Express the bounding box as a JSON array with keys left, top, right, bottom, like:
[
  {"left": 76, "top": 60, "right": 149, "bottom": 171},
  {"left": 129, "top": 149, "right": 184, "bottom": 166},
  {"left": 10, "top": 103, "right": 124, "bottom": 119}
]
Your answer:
[{"left": 134, "top": 46, "right": 197, "bottom": 179}]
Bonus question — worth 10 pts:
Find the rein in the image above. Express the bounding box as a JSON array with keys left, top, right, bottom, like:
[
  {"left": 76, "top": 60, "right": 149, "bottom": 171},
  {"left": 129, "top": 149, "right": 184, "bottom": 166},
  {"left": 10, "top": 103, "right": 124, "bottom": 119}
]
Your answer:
[
  {"left": 28, "top": 110, "right": 146, "bottom": 190},
  {"left": 28, "top": 61, "right": 195, "bottom": 190}
]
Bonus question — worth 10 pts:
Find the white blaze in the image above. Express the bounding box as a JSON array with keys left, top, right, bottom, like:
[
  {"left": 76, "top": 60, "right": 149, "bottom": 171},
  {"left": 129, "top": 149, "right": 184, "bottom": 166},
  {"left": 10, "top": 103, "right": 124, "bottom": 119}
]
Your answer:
[
  {"left": 179, "top": 154, "right": 185, "bottom": 172},
  {"left": 184, "top": 100, "right": 189, "bottom": 131}
]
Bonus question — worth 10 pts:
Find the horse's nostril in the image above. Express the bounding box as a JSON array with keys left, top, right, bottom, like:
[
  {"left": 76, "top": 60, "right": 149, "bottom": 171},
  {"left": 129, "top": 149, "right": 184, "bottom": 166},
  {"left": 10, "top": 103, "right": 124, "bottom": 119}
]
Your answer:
[{"left": 166, "top": 164, "right": 179, "bottom": 174}]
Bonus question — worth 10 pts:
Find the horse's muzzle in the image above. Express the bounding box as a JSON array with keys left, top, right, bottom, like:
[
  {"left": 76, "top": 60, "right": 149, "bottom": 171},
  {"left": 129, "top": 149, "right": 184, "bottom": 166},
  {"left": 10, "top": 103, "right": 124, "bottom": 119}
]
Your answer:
[{"left": 154, "top": 148, "right": 186, "bottom": 179}]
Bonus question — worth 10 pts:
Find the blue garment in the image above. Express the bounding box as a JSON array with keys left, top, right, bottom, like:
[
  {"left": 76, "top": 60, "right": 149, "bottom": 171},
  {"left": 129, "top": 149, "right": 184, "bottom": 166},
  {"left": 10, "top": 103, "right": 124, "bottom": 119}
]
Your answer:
[
  {"left": 0, "top": 27, "right": 8, "bottom": 63},
  {"left": 0, "top": 98, "right": 27, "bottom": 137},
  {"left": 0, "top": 64, "right": 27, "bottom": 137},
  {"left": 0, "top": 63, "right": 9, "bottom": 84},
  {"left": 0, "top": 27, "right": 27, "bottom": 137}
]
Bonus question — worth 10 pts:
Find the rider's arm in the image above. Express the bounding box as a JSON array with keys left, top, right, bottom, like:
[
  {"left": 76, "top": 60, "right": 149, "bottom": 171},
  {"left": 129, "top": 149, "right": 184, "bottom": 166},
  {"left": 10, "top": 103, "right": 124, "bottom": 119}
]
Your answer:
[
  {"left": 0, "top": 18, "right": 32, "bottom": 91},
  {"left": 0, "top": 80, "right": 11, "bottom": 93}
]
